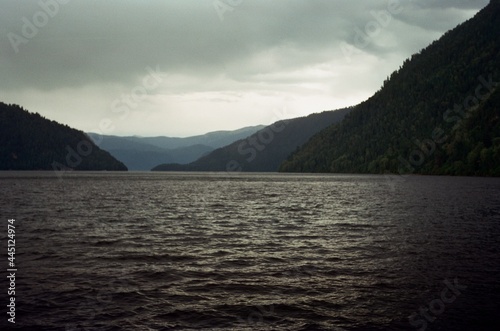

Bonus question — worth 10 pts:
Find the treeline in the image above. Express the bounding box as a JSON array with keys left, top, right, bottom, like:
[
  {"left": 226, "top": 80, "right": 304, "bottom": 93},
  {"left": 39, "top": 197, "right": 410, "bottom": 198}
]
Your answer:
[
  {"left": 280, "top": 1, "right": 500, "bottom": 176},
  {"left": 0, "top": 103, "right": 127, "bottom": 171}
]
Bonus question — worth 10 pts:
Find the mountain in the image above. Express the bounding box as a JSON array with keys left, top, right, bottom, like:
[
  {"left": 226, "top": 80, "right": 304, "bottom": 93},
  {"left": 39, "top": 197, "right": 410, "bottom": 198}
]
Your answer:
[
  {"left": 280, "top": 0, "right": 500, "bottom": 176},
  {"left": 86, "top": 133, "right": 213, "bottom": 171},
  {"left": 0, "top": 103, "right": 127, "bottom": 172},
  {"left": 124, "top": 125, "right": 266, "bottom": 150},
  {"left": 152, "top": 108, "right": 351, "bottom": 172},
  {"left": 87, "top": 125, "right": 264, "bottom": 171}
]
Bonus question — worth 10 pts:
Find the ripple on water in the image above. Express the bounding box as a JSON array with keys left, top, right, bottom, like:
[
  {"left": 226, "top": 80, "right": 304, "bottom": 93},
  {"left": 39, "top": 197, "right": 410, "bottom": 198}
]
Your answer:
[{"left": 1, "top": 172, "right": 500, "bottom": 330}]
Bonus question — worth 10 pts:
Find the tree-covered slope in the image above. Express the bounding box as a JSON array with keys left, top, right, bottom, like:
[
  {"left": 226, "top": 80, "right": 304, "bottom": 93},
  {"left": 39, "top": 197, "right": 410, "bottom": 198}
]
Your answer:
[
  {"left": 438, "top": 86, "right": 500, "bottom": 175},
  {"left": 152, "top": 108, "right": 351, "bottom": 172},
  {"left": 280, "top": 0, "right": 500, "bottom": 176},
  {"left": 0, "top": 103, "right": 127, "bottom": 171}
]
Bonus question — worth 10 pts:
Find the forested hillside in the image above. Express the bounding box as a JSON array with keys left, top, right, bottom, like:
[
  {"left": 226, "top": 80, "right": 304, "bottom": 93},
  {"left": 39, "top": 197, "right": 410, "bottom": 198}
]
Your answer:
[
  {"left": 152, "top": 108, "right": 351, "bottom": 172},
  {"left": 0, "top": 103, "right": 127, "bottom": 171},
  {"left": 86, "top": 125, "right": 264, "bottom": 171},
  {"left": 280, "top": 0, "right": 499, "bottom": 176}
]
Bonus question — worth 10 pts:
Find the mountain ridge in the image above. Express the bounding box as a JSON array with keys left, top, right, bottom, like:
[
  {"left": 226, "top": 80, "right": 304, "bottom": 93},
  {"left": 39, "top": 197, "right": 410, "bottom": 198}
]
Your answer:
[
  {"left": 280, "top": 1, "right": 500, "bottom": 176},
  {"left": 102, "top": 125, "right": 267, "bottom": 150},
  {"left": 152, "top": 108, "right": 351, "bottom": 172},
  {"left": 87, "top": 125, "right": 265, "bottom": 171},
  {"left": 0, "top": 103, "right": 127, "bottom": 172}
]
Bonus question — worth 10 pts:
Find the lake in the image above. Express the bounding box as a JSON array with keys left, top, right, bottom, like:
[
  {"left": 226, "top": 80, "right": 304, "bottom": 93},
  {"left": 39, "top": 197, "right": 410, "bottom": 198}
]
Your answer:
[{"left": 1, "top": 172, "right": 499, "bottom": 330}]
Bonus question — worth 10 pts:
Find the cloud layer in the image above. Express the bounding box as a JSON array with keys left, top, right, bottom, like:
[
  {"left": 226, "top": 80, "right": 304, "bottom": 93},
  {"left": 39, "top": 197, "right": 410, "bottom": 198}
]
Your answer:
[{"left": 0, "top": 0, "right": 488, "bottom": 136}]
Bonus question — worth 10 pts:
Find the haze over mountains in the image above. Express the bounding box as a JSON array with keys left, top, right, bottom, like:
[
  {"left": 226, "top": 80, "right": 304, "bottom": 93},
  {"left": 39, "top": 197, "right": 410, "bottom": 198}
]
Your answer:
[{"left": 87, "top": 125, "right": 265, "bottom": 171}]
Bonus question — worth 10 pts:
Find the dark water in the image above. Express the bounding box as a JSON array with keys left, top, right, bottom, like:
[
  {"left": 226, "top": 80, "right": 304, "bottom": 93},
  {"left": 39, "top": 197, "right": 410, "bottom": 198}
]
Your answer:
[{"left": 1, "top": 172, "right": 499, "bottom": 330}]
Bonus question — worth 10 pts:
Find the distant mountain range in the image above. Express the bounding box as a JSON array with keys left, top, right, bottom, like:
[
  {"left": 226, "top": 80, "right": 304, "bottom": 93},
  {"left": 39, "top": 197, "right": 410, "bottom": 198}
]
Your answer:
[
  {"left": 0, "top": 103, "right": 127, "bottom": 172},
  {"left": 280, "top": 0, "right": 500, "bottom": 176},
  {"left": 87, "top": 125, "right": 265, "bottom": 171},
  {"left": 152, "top": 108, "right": 351, "bottom": 172}
]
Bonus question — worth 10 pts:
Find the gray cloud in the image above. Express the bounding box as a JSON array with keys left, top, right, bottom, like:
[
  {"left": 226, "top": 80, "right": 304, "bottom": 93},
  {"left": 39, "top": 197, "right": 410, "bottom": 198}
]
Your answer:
[{"left": 0, "top": 0, "right": 489, "bottom": 136}]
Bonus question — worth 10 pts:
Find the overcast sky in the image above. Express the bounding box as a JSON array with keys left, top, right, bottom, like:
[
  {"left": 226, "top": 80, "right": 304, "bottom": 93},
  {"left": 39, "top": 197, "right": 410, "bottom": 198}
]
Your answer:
[{"left": 0, "top": 0, "right": 488, "bottom": 137}]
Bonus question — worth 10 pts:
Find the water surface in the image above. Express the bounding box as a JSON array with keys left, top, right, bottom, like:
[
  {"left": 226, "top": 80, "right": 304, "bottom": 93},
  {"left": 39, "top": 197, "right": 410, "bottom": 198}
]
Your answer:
[{"left": 1, "top": 172, "right": 499, "bottom": 330}]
